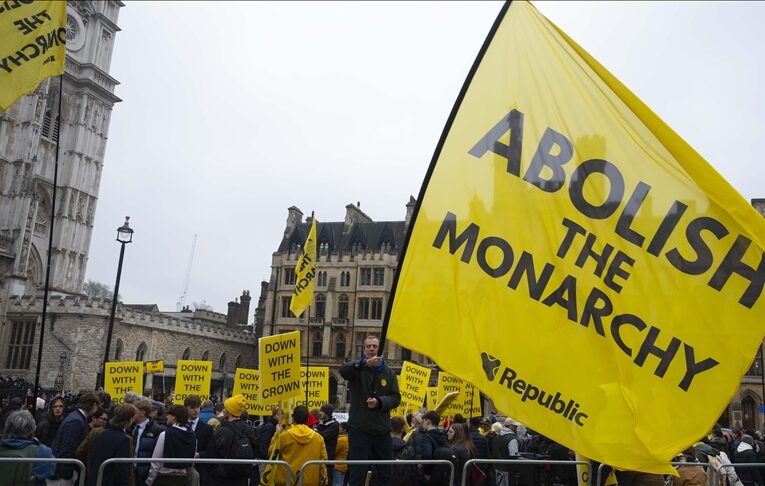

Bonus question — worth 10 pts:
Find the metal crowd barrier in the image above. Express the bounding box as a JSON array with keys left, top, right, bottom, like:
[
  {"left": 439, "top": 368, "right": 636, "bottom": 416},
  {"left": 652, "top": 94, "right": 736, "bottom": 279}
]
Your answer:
[
  {"left": 297, "top": 459, "right": 455, "bottom": 486},
  {"left": 461, "top": 458, "right": 590, "bottom": 486},
  {"left": 0, "top": 457, "right": 87, "bottom": 486},
  {"left": 95, "top": 457, "right": 292, "bottom": 486},
  {"left": 714, "top": 462, "right": 765, "bottom": 486},
  {"left": 595, "top": 461, "right": 716, "bottom": 486}
]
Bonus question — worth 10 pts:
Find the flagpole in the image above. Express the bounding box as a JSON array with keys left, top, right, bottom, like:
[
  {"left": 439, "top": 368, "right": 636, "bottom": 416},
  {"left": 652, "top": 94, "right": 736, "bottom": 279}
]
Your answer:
[
  {"left": 305, "top": 211, "right": 314, "bottom": 404},
  {"left": 34, "top": 76, "right": 64, "bottom": 398}
]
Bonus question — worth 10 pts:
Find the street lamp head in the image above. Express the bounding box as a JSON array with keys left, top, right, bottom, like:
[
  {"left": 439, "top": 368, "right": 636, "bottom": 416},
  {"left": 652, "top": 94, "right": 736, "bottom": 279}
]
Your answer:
[{"left": 116, "top": 216, "right": 134, "bottom": 244}]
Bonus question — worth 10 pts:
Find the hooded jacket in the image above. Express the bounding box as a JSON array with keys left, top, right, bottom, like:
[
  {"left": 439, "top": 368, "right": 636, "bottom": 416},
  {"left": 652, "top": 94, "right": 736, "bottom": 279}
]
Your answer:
[
  {"left": 339, "top": 356, "right": 401, "bottom": 435},
  {"left": 0, "top": 438, "right": 56, "bottom": 484},
  {"left": 270, "top": 424, "right": 327, "bottom": 486},
  {"left": 35, "top": 396, "right": 65, "bottom": 447}
]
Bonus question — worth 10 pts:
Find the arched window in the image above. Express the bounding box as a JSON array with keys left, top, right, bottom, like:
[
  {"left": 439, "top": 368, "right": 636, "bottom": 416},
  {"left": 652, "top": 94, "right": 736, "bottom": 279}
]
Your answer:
[
  {"left": 317, "top": 271, "right": 327, "bottom": 287},
  {"left": 315, "top": 294, "right": 326, "bottom": 319},
  {"left": 335, "top": 334, "right": 346, "bottom": 358},
  {"left": 219, "top": 353, "right": 227, "bottom": 371},
  {"left": 114, "top": 339, "right": 123, "bottom": 361},
  {"left": 312, "top": 332, "right": 323, "bottom": 357},
  {"left": 234, "top": 354, "right": 242, "bottom": 370},
  {"left": 340, "top": 271, "right": 351, "bottom": 287},
  {"left": 201, "top": 350, "right": 209, "bottom": 361},
  {"left": 380, "top": 241, "right": 392, "bottom": 251},
  {"left": 338, "top": 294, "right": 349, "bottom": 319},
  {"left": 135, "top": 342, "right": 147, "bottom": 362},
  {"left": 181, "top": 347, "right": 191, "bottom": 360},
  {"left": 319, "top": 242, "right": 329, "bottom": 254}
]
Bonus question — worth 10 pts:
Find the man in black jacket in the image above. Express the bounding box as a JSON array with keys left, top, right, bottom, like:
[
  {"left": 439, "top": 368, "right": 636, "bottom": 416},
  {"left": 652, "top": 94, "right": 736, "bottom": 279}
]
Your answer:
[
  {"left": 52, "top": 392, "right": 100, "bottom": 483},
  {"left": 211, "top": 395, "right": 259, "bottom": 486},
  {"left": 339, "top": 335, "right": 401, "bottom": 486},
  {"left": 186, "top": 395, "right": 215, "bottom": 485},
  {"left": 316, "top": 404, "right": 339, "bottom": 480}
]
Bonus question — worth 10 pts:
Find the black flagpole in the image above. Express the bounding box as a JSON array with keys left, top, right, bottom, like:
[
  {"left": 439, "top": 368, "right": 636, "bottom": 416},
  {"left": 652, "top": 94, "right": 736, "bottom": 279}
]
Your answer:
[
  {"left": 304, "top": 211, "right": 315, "bottom": 404},
  {"left": 34, "top": 76, "right": 64, "bottom": 398}
]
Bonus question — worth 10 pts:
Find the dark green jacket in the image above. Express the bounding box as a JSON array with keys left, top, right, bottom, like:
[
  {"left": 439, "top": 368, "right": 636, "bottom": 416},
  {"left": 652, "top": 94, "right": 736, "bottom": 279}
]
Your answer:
[{"left": 339, "top": 359, "right": 401, "bottom": 435}]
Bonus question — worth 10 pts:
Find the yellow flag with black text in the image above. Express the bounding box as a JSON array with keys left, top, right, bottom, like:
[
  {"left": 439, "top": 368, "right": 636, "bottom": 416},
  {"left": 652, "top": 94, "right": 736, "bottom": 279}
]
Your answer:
[
  {"left": 386, "top": 1, "right": 765, "bottom": 475},
  {"left": 290, "top": 217, "right": 317, "bottom": 317},
  {"left": 0, "top": 1, "right": 67, "bottom": 110}
]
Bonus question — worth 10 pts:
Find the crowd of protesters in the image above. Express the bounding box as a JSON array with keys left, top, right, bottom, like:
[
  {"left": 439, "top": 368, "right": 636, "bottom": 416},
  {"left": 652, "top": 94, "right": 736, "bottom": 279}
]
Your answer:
[{"left": 0, "top": 337, "right": 763, "bottom": 485}]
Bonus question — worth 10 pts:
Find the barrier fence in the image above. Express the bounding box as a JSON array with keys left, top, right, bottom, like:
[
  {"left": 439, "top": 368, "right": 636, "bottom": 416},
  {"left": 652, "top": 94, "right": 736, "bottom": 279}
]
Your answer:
[
  {"left": 0, "top": 457, "right": 86, "bottom": 486},
  {"left": 297, "top": 459, "right": 456, "bottom": 486},
  {"left": 462, "top": 458, "right": 590, "bottom": 486},
  {"left": 95, "top": 458, "right": 292, "bottom": 486}
]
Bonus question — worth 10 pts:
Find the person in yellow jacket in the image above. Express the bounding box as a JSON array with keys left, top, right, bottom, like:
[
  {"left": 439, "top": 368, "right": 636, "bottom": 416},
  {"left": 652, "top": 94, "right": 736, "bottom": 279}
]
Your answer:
[
  {"left": 269, "top": 405, "right": 328, "bottom": 486},
  {"left": 333, "top": 423, "right": 349, "bottom": 486}
]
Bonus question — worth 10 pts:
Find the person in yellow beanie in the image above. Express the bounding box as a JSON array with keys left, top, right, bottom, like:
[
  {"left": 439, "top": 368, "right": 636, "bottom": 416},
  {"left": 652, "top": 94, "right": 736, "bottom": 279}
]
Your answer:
[
  {"left": 269, "top": 405, "right": 327, "bottom": 486},
  {"left": 210, "top": 394, "right": 259, "bottom": 485}
]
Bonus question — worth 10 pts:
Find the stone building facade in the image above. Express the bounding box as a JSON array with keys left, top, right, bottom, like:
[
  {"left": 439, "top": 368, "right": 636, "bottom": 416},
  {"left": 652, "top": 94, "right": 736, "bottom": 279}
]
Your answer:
[
  {"left": 262, "top": 200, "right": 436, "bottom": 410},
  {"left": 0, "top": 291, "right": 256, "bottom": 400}
]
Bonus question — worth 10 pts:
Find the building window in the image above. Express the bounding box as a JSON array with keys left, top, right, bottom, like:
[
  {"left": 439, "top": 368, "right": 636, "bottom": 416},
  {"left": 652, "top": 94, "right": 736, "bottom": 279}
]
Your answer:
[
  {"left": 317, "top": 271, "right": 327, "bottom": 287},
  {"left": 284, "top": 268, "right": 296, "bottom": 285},
  {"left": 355, "top": 333, "right": 366, "bottom": 357},
  {"left": 360, "top": 268, "right": 371, "bottom": 286},
  {"left": 373, "top": 268, "right": 385, "bottom": 286},
  {"left": 319, "top": 242, "right": 329, "bottom": 254},
  {"left": 281, "top": 296, "right": 295, "bottom": 318},
  {"left": 312, "top": 332, "right": 322, "bottom": 357},
  {"left": 114, "top": 339, "right": 123, "bottom": 361},
  {"left": 136, "top": 342, "right": 147, "bottom": 362},
  {"left": 335, "top": 334, "right": 346, "bottom": 358},
  {"left": 201, "top": 350, "right": 209, "bottom": 361},
  {"left": 339, "top": 271, "right": 350, "bottom": 287},
  {"left": 41, "top": 110, "right": 60, "bottom": 142},
  {"left": 315, "top": 294, "right": 326, "bottom": 319},
  {"left": 234, "top": 354, "right": 242, "bottom": 369},
  {"left": 358, "top": 298, "right": 370, "bottom": 319},
  {"left": 401, "top": 347, "right": 412, "bottom": 361},
  {"left": 351, "top": 241, "right": 364, "bottom": 253},
  {"left": 181, "top": 348, "right": 191, "bottom": 360},
  {"left": 380, "top": 240, "right": 392, "bottom": 251},
  {"left": 219, "top": 353, "right": 227, "bottom": 371},
  {"left": 338, "top": 294, "right": 349, "bottom": 319},
  {"left": 371, "top": 298, "right": 383, "bottom": 320},
  {"left": 5, "top": 320, "right": 36, "bottom": 369}
]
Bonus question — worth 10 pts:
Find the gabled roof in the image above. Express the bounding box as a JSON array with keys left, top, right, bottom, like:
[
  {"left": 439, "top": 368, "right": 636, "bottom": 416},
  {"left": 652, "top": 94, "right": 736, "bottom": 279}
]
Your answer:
[{"left": 277, "top": 220, "right": 406, "bottom": 254}]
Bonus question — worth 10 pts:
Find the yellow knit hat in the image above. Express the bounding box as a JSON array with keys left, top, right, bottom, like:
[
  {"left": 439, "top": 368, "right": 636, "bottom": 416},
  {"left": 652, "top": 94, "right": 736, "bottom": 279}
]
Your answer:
[{"left": 224, "top": 394, "right": 246, "bottom": 417}]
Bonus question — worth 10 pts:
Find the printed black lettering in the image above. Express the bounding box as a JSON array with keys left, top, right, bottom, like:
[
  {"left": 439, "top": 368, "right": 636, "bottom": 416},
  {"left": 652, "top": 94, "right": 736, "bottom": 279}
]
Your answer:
[
  {"left": 603, "top": 251, "right": 635, "bottom": 293},
  {"left": 523, "top": 127, "right": 574, "bottom": 192},
  {"left": 666, "top": 216, "right": 728, "bottom": 275},
  {"left": 579, "top": 287, "right": 611, "bottom": 337},
  {"left": 678, "top": 344, "right": 719, "bottom": 392},
  {"left": 432, "top": 212, "right": 480, "bottom": 263},
  {"left": 614, "top": 181, "right": 651, "bottom": 247},
  {"left": 634, "top": 326, "right": 681, "bottom": 378},
  {"left": 568, "top": 159, "right": 624, "bottom": 219},
  {"left": 476, "top": 236, "right": 514, "bottom": 278},
  {"left": 541, "top": 275, "right": 578, "bottom": 322},
  {"left": 507, "top": 251, "right": 555, "bottom": 301},
  {"left": 646, "top": 201, "right": 688, "bottom": 256},
  {"left": 574, "top": 232, "right": 614, "bottom": 278},
  {"left": 468, "top": 109, "right": 525, "bottom": 176},
  {"left": 557, "top": 218, "right": 586, "bottom": 259},
  {"left": 610, "top": 314, "right": 647, "bottom": 357},
  {"left": 708, "top": 234, "right": 765, "bottom": 309}
]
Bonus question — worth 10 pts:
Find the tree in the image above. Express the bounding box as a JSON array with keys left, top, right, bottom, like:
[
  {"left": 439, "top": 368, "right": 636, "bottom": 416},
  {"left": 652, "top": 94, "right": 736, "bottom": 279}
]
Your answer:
[
  {"left": 82, "top": 280, "right": 121, "bottom": 301},
  {"left": 192, "top": 300, "right": 214, "bottom": 311}
]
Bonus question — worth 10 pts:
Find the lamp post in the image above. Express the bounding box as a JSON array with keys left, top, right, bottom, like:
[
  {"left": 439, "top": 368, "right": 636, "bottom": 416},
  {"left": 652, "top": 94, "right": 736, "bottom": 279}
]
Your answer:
[{"left": 99, "top": 217, "right": 133, "bottom": 389}]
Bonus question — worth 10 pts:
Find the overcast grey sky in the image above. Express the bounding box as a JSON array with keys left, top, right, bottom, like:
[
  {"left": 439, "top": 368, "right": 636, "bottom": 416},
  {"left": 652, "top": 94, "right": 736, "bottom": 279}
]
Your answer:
[{"left": 85, "top": 1, "right": 765, "bottom": 316}]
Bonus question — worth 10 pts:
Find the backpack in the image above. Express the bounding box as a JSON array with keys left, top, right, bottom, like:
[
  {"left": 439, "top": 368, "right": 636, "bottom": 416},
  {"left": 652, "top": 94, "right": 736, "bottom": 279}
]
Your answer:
[
  {"left": 0, "top": 443, "right": 37, "bottom": 486},
  {"left": 220, "top": 423, "right": 256, "bottom": 478},
  {"left": 431, "top": 446, "right": 459, "bottom": 486}
]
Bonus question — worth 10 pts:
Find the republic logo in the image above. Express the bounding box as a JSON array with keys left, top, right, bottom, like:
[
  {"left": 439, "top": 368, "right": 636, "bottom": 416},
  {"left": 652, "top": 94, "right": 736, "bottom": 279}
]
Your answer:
[{"left": 481, "top": 352, "right": 501, "bottom": 381}]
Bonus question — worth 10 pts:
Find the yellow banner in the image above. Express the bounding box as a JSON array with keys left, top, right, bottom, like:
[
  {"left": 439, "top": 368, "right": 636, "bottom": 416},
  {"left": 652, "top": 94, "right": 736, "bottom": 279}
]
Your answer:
[
  {"left": 232, "top": 368, "right": 280, "bottom": 415},
  {"left": 399, "top": 361, "right": 432, "bottom": 409},
  {"left": 437, "top": 371, "right": 466, "bottom": 418},
  {"left": 386, "top": 1, "right": 765, "bottom": 474},
  {"left": 259, "top": 331, "right": 301, "bottom": 404},
  {"left": 104, "top": 361, "right": 143, "bottom": 405},
  {"left": 290, "top": 217, "right": 317, "bottom": 317},
  {"left": 297, "top": 366, "right": 330, "bottom": 409},
  {"left": 0, "top": 0, "right": 67, "bottom": 110},
  {"left": 426, "top": 387, "right": 438, "bottom": 411},
  {"left": 174, "top": 360, "right": 212, "bottom": 405},
  {"left": 146, "top": 360, "right": 164, "bottom": 374}
]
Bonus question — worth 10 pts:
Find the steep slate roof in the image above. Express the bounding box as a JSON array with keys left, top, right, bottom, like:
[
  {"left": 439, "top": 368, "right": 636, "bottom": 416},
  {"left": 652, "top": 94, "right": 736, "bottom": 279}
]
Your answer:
[{"left": 277, "top": 220, "right": 406, "bottom": 254}]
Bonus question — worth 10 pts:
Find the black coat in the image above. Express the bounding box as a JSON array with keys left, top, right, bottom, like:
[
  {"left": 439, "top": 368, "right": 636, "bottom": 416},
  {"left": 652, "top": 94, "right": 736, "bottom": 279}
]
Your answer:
[
  {"left": 211, "top": 419, "right": 259, "bottom": 481},
  {"left": 87, "top": 426, "right": 132, "bottom": 486},
  {"left": 316, "top": 418, "right": 339, "bottom": 459},
  {"left": 52, "top": 409, "right": 89, "bottom": 479},
  {"left": 470, "top": 429, "right": 489, "bottom": 459},
  {"left": 193, "top": 420, "right": 215, "bottom": 485},
  {"left": 339, "top": 359, "right": 401, "bottom": 435},
  {"left": 735, "top": 447, "right": 762, "bottom": 486},
  {"left": 131, "top": 419, "right": 165, "bottom": 486}
]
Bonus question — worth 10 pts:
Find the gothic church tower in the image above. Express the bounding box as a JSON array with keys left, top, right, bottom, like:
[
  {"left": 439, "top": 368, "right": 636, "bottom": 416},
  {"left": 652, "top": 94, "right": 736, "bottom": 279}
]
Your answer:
[{"left": 0, "top": 1, "right": 123, "bottom": 297}]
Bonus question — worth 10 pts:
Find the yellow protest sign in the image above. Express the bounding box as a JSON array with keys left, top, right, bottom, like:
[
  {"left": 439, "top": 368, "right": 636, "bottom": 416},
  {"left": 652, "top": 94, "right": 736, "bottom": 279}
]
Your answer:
[
  {"left": 290, "top": 217, "right": 317, "bottom": 317},
  {"left": 0, "top": 0, "right": 67, "bottom": 109},
  {"left": 399, "top": 361, "right": 432, "bottom": 409},
  {"left": 297, "top": 366, "right": 329, "bottom": 409},
  {"left": 437, "top": 371, "right": 466, "bottom": 418},
  {"left": 104, "top": 361, "right": 143, "bottom": 405},
  {"left": 385, "top": 1, "right": 765, "bottom": 474},
  {"left": 259, "top": 331, "right": 301, "bottom": 404},
  {"left": 174, "top": 360, "right": 212, "bottom": 404},
  {"left": 426, "top": 387, "right": 438, "bottom": 411},
  {"left": 146, "top": 360, "right": 164, "bottom": 374},
  {"left": 461, "top": 383, "right": 482, "bottom": 418},
  {"left": 232, "top": 368, "right": 280, "bottom": 415}
]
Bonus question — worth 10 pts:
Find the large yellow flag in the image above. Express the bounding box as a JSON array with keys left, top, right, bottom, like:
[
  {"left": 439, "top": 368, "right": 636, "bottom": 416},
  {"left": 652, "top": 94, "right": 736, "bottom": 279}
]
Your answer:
[
  {"left": 290, "top": 217, "right": 317, "bottom": 317},
  {"left": 0, "top": 1, "right": 67, "bottom": 110},
  {"left": 386, "top": 1, "right": 765, "bottom": 475}
]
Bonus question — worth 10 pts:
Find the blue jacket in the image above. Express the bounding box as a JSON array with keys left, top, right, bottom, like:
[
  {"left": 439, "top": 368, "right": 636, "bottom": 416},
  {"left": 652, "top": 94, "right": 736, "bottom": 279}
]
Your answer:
[
  {"left": 0, "top": 438, "right": 56, "bottom": 483},
  {"left": 132, "top": 419, "right": 165, "bottom": 485},
  {"left": 199, "top": 407, "right": 215, "bottom": 425},
  {"left": 52, "top": 409, "right": 89, "bottom": 479}
]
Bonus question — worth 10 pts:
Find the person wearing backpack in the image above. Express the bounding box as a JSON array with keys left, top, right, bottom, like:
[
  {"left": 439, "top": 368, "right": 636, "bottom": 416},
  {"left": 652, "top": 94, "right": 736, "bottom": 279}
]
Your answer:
[
  {"left": 211, "top": 395, "right": 259, "bottom": 486},
  {"left": 0, "top": 409, "right": 56, "bottom": 485},
  {"left": 447, "top": 423, "right": 477, "bottom": 486},
  {"left": 269, "top": 406, "right": 328, "bottom": 486},
  {"left": 316, "top": 404, "right": 339, "bottom": 482}
]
